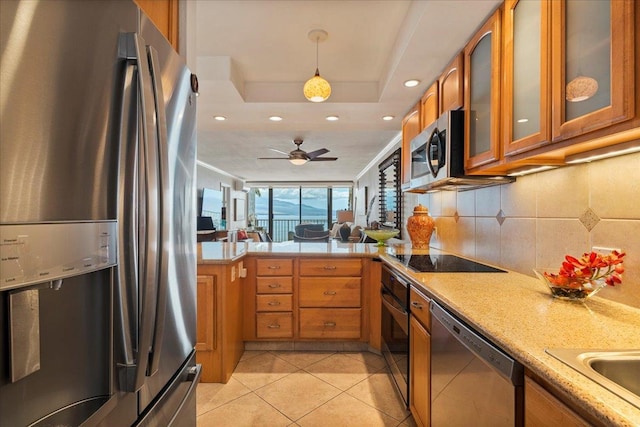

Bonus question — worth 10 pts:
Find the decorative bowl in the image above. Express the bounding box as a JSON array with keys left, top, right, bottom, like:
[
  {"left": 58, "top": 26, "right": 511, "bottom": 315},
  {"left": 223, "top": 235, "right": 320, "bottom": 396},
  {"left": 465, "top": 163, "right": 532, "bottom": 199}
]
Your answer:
[
  {"left": 363, "top": 228, "right": 400, "bottom": 246},
  {"left": 534, "top": 269, "right": 607, "bottom": 301}
]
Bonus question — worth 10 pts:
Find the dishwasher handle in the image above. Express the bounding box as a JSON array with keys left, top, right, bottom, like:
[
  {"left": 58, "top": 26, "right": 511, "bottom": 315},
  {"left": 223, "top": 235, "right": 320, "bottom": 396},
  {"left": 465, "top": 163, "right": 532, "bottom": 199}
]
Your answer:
[{"left": 430, "top": 301, "right": 523, "bottom": 386}]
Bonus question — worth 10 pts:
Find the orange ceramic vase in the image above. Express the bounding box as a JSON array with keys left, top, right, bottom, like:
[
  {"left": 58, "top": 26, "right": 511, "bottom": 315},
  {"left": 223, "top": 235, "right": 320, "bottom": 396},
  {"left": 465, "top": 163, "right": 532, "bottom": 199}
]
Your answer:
[{"left": 406, "top": 204, "right": 435, "bottom": 249}]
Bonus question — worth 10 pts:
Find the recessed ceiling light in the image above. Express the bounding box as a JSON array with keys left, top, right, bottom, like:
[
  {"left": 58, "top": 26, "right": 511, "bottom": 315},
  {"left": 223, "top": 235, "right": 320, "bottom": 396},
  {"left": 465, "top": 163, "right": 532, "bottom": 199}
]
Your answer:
[
  {"left": 269, "top": 116, "right": 283, "bottom": 121},
  {"left": 382, "top": 115, "right": 395, "bottom": 121},
  {"left": 325, "top": 115, "right": 339, "bottom": 121},
  {"left": 517, "top": 118, "right": 529, "bottom": 123},
  {"left": 213, "top": 116, "right": 226, "bottom": 121},
  {"left": 403, "top": 79, "right": 420, "bottom": 88}
]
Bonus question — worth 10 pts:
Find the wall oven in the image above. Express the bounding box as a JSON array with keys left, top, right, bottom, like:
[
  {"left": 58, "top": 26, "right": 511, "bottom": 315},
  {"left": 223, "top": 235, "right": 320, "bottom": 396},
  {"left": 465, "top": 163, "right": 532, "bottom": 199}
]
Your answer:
[{"left": 381, "top": 264, "right": 410, "bottom": 406}]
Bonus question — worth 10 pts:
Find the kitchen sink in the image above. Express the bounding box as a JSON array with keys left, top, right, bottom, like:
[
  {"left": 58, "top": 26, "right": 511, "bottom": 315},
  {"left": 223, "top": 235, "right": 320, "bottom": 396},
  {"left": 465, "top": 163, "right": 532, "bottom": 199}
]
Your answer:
[{"left": 546, "top": 349, "right": 640, "bottom": 409}]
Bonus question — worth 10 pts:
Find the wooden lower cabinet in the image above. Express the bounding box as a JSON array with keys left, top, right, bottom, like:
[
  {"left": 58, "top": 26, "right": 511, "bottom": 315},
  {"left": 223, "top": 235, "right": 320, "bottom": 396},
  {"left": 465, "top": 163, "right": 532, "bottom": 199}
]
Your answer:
[
  {"left": 409, "top": 288, "right": 431, "bottom": 427},
  {"left": 256, "top": 312, "right": 293, "bottom": 338},
  {"left": 524, "top": 376, "right": 590, "bottom": 427},
  {"left": 196, "top": 261, "right": 244, "bottom": 383},
  {"left": 243, "top": 256, "right": 372, "bottom": 343},
  {"left": 299, "top": 308, "right": 361, "bottom": 339}
]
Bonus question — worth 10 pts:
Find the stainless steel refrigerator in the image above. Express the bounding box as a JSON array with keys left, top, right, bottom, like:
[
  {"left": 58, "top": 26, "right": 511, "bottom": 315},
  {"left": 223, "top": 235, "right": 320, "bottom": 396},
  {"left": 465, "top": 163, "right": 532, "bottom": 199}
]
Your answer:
[{"left": 0, "top": 1, "right": 201, "bottom": 425}]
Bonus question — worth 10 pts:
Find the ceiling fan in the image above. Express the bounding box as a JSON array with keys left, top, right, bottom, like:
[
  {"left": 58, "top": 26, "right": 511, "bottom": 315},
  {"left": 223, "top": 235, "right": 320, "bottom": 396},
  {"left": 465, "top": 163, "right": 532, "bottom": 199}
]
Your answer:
[{"left": 259, "top": 139, "right": 338, "bottom": 165}]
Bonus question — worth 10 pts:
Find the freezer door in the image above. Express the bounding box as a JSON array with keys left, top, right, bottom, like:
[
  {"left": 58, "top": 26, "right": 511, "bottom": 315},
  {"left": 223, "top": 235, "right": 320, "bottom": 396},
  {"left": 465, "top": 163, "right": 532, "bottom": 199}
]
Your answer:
[{"left": 136, "top": 12, "right": 198, "bottom": 416}]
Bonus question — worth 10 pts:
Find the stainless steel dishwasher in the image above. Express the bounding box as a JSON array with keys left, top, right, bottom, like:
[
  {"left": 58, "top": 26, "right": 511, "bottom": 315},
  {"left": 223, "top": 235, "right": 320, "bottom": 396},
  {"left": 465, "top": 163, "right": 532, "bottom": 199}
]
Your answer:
[{"left": 430, "top": 301, "right": 524, "bottom": 426}]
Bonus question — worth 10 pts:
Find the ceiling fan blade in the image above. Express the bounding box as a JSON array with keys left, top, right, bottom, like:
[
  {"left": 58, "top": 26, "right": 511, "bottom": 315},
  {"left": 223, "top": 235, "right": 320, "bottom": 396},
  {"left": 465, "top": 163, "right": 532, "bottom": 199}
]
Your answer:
[
  {"left": 268, "top": 148, "right": 290, "bottom": 156},
  {"left": 306, "top": 148, "right": 329, "bottom": 159},
  {"left": 309, "top": 157, "right": 338, "bottom": 161},
  {"left": 258, "top": 157, "right": 290, "bottom": 160}
]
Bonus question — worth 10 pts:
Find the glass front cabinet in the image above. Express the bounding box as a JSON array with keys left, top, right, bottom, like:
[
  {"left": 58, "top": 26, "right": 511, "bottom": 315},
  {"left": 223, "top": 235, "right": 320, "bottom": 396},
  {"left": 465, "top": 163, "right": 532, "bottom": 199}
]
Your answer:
[
  {"left": 551, "top": 0, "right": 635, "bottom": 142},
  {"left": 464, "top": 8, "right": 502, "bottom": 170},
  {"left": 502, "top": 0, "right": 635, "bottom": 158}
]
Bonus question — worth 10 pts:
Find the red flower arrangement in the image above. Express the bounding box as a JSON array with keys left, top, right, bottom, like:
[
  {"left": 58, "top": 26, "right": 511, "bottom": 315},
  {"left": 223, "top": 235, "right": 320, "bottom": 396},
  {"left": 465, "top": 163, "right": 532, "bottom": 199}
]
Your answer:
[{"left": 538, "top": 250, "right": 626, "bottom": 300}]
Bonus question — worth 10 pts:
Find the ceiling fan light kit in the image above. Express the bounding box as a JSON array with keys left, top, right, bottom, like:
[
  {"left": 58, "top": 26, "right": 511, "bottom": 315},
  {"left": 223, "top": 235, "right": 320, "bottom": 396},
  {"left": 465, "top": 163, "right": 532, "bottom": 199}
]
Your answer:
[
  {"left": 259, "top": 138, "right": 337, "bottom": 165},
  {"left": 304, "top": 29, "right": 331, "bottom": 102}
]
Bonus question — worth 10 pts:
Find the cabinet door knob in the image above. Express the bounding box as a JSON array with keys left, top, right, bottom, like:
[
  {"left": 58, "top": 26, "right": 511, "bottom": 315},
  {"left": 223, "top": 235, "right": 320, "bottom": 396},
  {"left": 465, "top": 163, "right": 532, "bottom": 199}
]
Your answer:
[
  {"left": 268, "top": 283, "right": 281, "bottom": 288},
  {"left": 323, "top": 290, "right": 337, "bottom": 295},
  {"left": 268, "top": 324, "right": 281, "bottom": 329},
  {"left": 268, "top": 265, "right": 281, "bottom": 270},
  {"left": 268, "top": 301, "right": 281, "bottom": 306},
  {"left": 323, "top": 266, "right": 337, "bottom": 270},
  {"left": 411, "top": 301, "right": 423, "bottom": 309},
  {"left": 323, "top": 321, "right": 337, "bottom": 327}
]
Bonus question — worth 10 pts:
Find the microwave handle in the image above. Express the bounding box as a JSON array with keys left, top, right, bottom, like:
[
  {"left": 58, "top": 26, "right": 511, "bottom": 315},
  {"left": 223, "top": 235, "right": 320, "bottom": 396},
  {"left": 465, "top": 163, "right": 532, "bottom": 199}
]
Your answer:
[{"left": 427, "top": 127, "right": 442, "bottom": 178}]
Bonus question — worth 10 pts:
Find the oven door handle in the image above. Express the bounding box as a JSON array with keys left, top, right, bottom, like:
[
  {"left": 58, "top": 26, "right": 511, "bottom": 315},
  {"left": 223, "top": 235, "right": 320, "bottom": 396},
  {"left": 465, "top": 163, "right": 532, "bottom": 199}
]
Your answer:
[{"left": 381, "top": 290, "right": 409, "bottom": 335}]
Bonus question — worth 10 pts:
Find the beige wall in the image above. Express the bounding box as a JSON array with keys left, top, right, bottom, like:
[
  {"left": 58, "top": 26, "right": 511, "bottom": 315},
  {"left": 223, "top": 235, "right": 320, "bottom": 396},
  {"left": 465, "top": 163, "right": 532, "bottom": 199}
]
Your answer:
[{"left": 405, "top": 151, "right": 640, "bottom": 309}]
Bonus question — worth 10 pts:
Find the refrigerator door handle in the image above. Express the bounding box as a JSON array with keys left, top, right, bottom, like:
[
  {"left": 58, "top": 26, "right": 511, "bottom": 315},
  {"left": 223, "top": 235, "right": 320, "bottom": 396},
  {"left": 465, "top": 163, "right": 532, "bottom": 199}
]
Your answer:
[
  {"left": 146, "top": 45, "right": 169, "bottom": 378},
  {"left": 116, "top": 33, "right": 161, "bottom": 392},
  {"left": 137, "top": 33, "right": 162, "bottom": 389},
  {"left": 115, "top": 33, "right": 142, "bottom": 392}
]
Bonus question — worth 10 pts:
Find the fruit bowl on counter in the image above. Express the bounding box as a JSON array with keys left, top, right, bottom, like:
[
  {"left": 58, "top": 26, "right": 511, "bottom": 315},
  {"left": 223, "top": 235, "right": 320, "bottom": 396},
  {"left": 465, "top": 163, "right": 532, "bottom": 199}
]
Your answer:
[{"left": 363, "top": 228, "right": 400, "bottom": 247}]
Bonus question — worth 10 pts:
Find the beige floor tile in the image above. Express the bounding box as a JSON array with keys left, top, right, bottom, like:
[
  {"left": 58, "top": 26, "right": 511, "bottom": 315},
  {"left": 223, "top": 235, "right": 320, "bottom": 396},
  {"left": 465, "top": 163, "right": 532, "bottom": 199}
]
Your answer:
[
  {"left": 399, "top": 414, "right": 418, "bottom": 426},
  {"left": 239, "top": 350, "right": 267, "bottom": 362},
  {"left": 232, "top": 352, "right": 299, "bottom": 390},
  {"left": 255, "top": 370, "right": 342, "bottom": 421},
  {"left": 346, "top": 371, "right": 410, "bottom": 421},
  {"left": 196, "top": 393, "right": 293, "bottom": 427},
  {"left": 342, "top": 351, "right": 387, "bottom": 371},
  {"left": 297, "top": 393, "right": 399, "bottom": 427},
  {"left": 271, "top": 351, "right": 335, "bottom": 369},
  {"left": 196, "top": 378, "right": 252, "bottom": 415},
  {"left": 304, "top": 353, "right": 378, "bottom": 391}
]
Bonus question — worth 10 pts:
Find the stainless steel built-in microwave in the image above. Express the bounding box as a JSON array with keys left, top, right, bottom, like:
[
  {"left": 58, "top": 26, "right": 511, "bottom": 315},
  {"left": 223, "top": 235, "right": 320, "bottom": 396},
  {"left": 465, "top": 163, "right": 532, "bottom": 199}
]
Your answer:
[
  {"left": 409, "top": 110, "right": 514, "bottom": 191},
  {"left": 410, "top": 110, "right": 465, "bottom": 189}
]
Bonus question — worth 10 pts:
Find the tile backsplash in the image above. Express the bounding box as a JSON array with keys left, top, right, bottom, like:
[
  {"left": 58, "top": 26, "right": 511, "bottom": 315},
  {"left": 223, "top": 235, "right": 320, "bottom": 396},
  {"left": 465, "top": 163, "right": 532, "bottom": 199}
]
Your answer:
[{"left": 406, "top": 151, "right": 640, "bottom": 309}]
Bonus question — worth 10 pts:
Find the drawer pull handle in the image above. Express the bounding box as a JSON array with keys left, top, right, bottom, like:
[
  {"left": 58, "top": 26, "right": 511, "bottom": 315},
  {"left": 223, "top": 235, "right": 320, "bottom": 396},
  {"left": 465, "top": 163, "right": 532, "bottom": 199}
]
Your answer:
[
  {"left": 324, "top": 321, "right": 337, "bottom": 327},
  {"left": 323, "top": 266, "right": 337, "bottom": 270},
  {"left": 411, "top": 301, "right": 423, "bottom": 309},
  {"left": 268, "top": 265, "right": 281, "bottom": 270},
  {"left": 323, "top": 290, "right": 337, "bottom": 295},
  {"left": 268, "top": 283, "right": 281, "bottom": 288},
  {"left": 268, "top": 324, "right": 281, "bottom": 329},
  {"left": 268, "top": 301, "right": 281, "bottom": 306}
]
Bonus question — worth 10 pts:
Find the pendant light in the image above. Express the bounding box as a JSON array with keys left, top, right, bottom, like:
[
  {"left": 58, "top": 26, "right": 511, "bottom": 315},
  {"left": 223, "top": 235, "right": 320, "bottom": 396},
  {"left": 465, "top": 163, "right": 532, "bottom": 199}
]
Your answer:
[{"left": 303, "top": 29, "right": 331, "bottom": 103}]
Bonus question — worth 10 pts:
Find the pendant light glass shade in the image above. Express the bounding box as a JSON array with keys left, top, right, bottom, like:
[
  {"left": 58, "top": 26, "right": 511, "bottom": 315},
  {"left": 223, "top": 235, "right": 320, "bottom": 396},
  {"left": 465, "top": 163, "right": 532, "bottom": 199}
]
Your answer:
[
  {"left": 304, "top": 69, "right": 331, "bottom": 102},
  {"left": 304, "top": 29, "right": 331, "bottom": 102}
]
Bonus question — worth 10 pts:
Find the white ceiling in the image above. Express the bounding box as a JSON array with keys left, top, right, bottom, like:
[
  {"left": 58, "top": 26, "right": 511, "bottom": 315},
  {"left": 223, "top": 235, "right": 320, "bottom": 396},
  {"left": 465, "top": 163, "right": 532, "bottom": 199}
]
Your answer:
[{"left": 185, "top": 0, "right": 501, "bottom": 183}]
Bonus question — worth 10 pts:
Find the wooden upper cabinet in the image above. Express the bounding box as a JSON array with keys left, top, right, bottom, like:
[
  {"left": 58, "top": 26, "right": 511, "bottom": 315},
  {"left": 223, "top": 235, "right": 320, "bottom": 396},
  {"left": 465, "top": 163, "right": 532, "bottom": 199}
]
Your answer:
[
  {"left": 464, "top": 7, "right": 502, "bottom": 170},
  {"left": 503, "top": 0, "right": 552, "bottom": 157},
  {"left": 135, "top": 0, "right": 179, "bottom": 51},
  {"left": 551, "top": 0, "right": 635, "bottom": 142},
  {"left": 439, "top": 53, "right": 464, "bottom": 113},
  {"left": 420, "top": 81, "right": 439, "bottom": 131},
  {"left": 401, "top": 102, "right": 421, "bottom": 189}
]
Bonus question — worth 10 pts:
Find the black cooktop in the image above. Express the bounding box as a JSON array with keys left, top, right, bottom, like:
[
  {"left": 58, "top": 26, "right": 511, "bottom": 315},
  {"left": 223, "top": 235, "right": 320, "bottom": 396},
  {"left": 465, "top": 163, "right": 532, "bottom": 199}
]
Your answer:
[{"left": 393, "top": 254, "right": 505, "bottom": 273}]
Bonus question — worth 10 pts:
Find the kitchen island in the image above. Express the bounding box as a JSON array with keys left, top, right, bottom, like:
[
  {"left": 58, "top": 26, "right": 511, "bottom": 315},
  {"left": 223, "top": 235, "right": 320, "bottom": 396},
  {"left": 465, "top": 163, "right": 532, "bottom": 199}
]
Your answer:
[{"left": 197, "top": 241, "right": 640, "bottom": 426}]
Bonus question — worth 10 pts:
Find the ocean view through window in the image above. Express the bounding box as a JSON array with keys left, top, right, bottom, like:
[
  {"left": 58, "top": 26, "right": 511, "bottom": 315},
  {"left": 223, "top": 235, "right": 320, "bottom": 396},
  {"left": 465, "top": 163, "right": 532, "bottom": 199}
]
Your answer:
[{"left": 248, "top": 186, "right": 352, "bottom": 242}]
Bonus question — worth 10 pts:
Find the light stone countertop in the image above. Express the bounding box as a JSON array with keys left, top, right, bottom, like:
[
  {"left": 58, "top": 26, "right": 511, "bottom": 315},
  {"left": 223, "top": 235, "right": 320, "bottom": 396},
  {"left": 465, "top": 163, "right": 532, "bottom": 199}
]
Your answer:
[
  {"left": 380, "top": 247, "right": 640, "bottom": 427},
  {"left": 198, "top": 241, "right": 382, "bottom": 264},
  {"left": 196, "top": 241, "right": 640, "bottom": 425}
]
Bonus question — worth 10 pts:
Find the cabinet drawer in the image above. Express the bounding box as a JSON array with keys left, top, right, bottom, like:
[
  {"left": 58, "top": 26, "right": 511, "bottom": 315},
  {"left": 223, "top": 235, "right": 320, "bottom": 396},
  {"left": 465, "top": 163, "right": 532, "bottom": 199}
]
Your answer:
[
  {"left": 409, "top": 287, "right": 431, "bottom": 331},
  {"left": 256, "top": 258, "right": 293, "bottom": 276},
  {"left": 299, "top": 277, "right": 361, "bottom": 308},
  {"left": 256, "top": 294, "right": 293, "bottom": 312},
  {"left": 256, "top": 276, "right": 293, "bottom": 293},
  {"left": 299, "top": 258, "right": 362, "bottom": 276},
  {"left": 256, "top": 313, "right": 293, "bottom": 338},
  {"left": 299, "top": 308, "right": 361, "bottom": 339}
]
